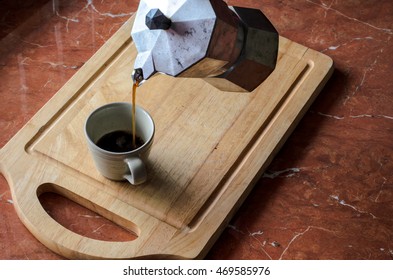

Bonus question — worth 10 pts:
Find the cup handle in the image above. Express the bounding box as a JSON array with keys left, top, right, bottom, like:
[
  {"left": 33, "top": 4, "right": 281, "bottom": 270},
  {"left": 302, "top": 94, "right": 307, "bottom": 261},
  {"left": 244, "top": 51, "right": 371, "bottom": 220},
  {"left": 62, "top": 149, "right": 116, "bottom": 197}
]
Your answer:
[{"left": 124, "top": 157, "right": 147, "bottom": 185}]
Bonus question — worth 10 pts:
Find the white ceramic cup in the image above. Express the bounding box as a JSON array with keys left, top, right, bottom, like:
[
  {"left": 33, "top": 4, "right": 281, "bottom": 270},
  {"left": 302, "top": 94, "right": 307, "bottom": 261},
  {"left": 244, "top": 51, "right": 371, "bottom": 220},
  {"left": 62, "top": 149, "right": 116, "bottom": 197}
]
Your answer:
[{"left": 84, "top": 102, "right": 154, "bottom": 185}]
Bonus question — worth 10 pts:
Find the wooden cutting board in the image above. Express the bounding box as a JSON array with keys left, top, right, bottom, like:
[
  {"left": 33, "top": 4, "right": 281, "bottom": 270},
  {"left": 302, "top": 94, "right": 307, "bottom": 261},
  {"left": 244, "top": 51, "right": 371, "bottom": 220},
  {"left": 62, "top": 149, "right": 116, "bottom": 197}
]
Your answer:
[{"left": 0, "top": 16, "right": 333, "bottom": 259}]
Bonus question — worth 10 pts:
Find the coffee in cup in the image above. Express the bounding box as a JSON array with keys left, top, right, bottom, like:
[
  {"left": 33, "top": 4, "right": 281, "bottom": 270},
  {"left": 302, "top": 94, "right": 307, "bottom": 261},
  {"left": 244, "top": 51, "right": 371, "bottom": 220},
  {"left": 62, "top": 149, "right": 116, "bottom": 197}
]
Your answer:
[{"left": 84, "top": 102, "right": 154, "bottom": 185}]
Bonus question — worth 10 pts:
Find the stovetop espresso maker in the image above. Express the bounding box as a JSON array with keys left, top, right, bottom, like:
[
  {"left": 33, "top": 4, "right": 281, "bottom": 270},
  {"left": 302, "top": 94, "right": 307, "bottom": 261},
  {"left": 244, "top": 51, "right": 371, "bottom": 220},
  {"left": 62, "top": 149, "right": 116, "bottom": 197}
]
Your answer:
[{"left": 131, "top": 0, "right": 279, "bottom": 92}]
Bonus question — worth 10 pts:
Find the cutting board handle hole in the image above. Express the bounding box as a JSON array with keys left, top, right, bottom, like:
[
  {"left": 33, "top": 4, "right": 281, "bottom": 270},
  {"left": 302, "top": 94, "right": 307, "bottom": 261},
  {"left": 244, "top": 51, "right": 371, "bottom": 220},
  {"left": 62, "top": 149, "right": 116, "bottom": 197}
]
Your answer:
[{"left": 37, "top": 183, "right": 140, "bottom": 242}]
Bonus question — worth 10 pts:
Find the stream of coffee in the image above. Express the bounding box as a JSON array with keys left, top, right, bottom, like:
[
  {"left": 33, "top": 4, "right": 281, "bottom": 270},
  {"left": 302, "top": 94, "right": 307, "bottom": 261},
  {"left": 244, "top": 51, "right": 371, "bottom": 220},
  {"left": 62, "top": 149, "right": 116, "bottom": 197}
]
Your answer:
[
  {"left": 132, "top": 80, "right": 139, "bottom": 148},
  {"left": 94, "top": 81, "right": 141, "bottom": 152}
]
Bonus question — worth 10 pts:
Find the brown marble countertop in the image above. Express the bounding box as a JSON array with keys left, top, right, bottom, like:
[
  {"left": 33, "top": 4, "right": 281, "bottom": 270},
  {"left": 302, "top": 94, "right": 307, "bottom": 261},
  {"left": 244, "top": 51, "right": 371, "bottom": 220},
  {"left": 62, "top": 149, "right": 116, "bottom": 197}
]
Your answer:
[{"left": 1, "top": 0, "right": 392, "bottom": 260}]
